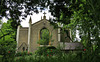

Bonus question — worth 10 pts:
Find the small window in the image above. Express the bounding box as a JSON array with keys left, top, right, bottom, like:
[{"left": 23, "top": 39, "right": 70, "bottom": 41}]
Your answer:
[{"left": 23, "top": 47, "right": 25, "bottom": 51}]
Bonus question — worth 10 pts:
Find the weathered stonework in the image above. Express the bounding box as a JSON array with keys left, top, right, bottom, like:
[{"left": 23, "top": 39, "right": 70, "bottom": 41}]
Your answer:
[{"left": 17, "top": 27, "right": 28, "bottom": 52}]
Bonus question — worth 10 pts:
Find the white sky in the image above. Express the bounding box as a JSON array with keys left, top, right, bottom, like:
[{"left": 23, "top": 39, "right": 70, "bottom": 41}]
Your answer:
[
  {"left": 1, "top": 10, "right": 53, "bottom": 27},
  {"left": 21, "top": 11, "right": 53, "bottom": 27}
]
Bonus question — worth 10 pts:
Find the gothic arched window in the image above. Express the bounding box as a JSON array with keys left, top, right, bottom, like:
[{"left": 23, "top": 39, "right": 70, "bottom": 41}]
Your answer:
[
  {"left": 40, "top": 27, "right": 49, "bottom": 39},
  {"left": 39, "top": 27, "right": 50, "bottom": 45}
]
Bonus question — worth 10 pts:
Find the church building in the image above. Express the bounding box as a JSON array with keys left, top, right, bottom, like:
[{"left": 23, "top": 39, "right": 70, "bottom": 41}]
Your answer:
[{"left": 16, "top": 13, "right": 82, "bottom": 53}]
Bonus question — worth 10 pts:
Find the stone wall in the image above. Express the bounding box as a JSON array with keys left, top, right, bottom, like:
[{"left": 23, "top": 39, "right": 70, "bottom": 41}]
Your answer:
[
  {"left": 18, "top": 27, "right": 28, "bottom": 52},
  {"left": 30, "top": 19, "right": 58, "bottom": 52}
]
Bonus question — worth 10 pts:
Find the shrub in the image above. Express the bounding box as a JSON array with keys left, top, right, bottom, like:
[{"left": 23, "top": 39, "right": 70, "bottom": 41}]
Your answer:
[
  {"left": 15, "top": 51, "right": 32, "bottom": 57},
  {"left": 35, "top": 47, "right": 47, "bottom": 56},
  {"left": 35, "top": 46, "right": 62, "bottom": 57},
  {"left": 0, "top": 40, "right": 16, "bottom": 62}
]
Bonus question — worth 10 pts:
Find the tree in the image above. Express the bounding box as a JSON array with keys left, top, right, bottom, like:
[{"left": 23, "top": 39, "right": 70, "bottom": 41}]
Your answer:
[
  {"left": 0, "top": 0, "right": 49, "bottom": 20},
  {"left": 0, "top": 19, "right": 17, "bottom": 39},
  {"left": 69, "top": 0, "right": 100, "bottom": 50},
  {"left": 45, "top": 0, "right": 100, "bottom": 49},
  {"left": 47, "top": 0, "right": 100, "bottom": 61},
  {"left": 0, "top": 0, "right": 48, "bottom": 30},
  {"left": 0, "top": 19, "right": 17, "bottom": 62}
]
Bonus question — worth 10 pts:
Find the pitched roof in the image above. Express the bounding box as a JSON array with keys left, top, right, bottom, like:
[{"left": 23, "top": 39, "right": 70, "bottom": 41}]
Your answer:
[
  {"left": 31, "top": 19, "right": 49, "bottom": 26},
  {"left": 60, "top": 42, "right": 83, "bottom": 50}
]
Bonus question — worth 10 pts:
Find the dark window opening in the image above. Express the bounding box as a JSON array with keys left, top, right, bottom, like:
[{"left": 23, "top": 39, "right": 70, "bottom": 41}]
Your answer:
[
  {"left": 23, "top": 47, "right": 25, "bottom": 51},
  {"left": 26, "top": 47, "right": 28, "bottom": 51}
]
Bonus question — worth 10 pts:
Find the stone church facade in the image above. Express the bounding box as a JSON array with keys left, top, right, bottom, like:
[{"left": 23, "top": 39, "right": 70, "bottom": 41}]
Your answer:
[{"left": 16, "top": 14, "right": 82, "bottom": 53}]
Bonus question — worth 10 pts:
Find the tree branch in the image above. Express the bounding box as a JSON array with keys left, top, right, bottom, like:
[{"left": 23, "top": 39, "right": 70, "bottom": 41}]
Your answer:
[{"left": 0, "top": 31, "right": 13, "bottom": 39}]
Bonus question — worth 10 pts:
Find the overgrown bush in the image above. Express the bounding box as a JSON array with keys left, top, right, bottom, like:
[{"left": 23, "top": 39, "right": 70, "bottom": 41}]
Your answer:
[
  {"left": 0, "top": 40, "right": 16, "bottom": 62},
  {"left": 35, "top": 46, "right": 62, "bottom": 57},
  {"left": 15, "top": 51, "right": 32, "bottom": 57},
  {"left": 35, "top": 47, "right": 47, "bottom": 56},
  {"left": 13, "top": 48, "right": 100, "bottom": 62}
]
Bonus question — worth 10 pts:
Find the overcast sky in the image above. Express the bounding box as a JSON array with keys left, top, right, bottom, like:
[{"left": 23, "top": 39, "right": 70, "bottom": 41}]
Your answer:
[
  {"left": 21, "top": 11, "right": 53, "bottom": 27},
  {"left": 1, "top": 10, "right": 53, "bottom": 27}
]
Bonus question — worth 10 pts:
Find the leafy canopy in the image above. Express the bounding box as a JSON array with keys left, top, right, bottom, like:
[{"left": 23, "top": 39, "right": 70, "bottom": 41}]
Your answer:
[{"left": 0, "top": 19, "right": 17, "bottom": 62}]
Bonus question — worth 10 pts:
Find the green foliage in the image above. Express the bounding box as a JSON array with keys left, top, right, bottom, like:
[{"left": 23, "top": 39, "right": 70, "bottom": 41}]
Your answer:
[
  {"left": 0, "top": 19, "right": 17, "bottom": 62},
  {"left": 46, "top": 48, "right": 61, "bottom": 56},
  {"left": 46, "top": 0, "right": 100, "bottom": 62},
  {"left": 15, "top": 51, "right": 32, "bottom": 57},
  {"left": 68, "top": 0, "right": 100, "bottom": 53},
  {"left": 35, "top": 47, "right": 47, "bottom": 56},
  {"left": 0, "top": 19, "right": 17, "bottom": 40},
  {"left": 47, "top": 0, "right": 100, "bottom": 56},
  {"left": 0, "top": 40, "right": 16, "bottom": 62},
  {"left": 13, "top": 50, "right": 100, "bottom": 62},
  {"left": 35, "top": 46, "right": 61, "bottom": 56}
]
